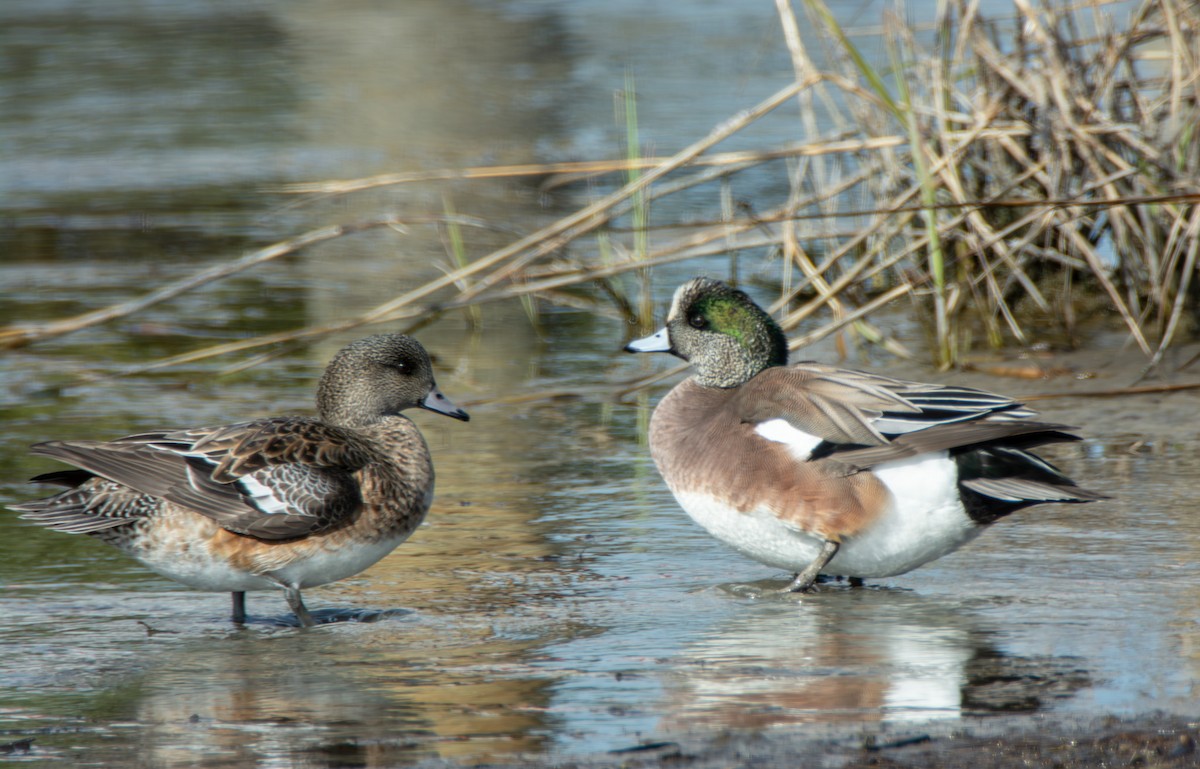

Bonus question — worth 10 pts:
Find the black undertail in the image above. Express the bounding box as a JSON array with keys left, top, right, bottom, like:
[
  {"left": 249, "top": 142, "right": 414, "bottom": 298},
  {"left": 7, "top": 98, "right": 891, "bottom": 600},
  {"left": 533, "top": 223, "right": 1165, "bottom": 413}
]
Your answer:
[{"left": 952, "top": 441, "right": 1104, "bottom": 525}]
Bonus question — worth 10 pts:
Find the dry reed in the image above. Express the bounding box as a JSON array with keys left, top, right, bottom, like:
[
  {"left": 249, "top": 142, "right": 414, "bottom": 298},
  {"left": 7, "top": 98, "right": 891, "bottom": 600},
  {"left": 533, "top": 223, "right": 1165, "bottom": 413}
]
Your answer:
[{"left": 3, "top": 0, "right": 1198, "bottom": 388}]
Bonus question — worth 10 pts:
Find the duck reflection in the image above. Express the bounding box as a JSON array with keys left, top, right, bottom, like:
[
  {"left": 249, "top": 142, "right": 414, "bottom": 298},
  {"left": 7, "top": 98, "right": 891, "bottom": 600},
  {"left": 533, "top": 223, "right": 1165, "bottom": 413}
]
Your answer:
[
  {"left": 98, "top": 621, "right": 555, "bottom": 767},
  {"left": 661, "top": 584, "right": 1089, "bottom": 729}
]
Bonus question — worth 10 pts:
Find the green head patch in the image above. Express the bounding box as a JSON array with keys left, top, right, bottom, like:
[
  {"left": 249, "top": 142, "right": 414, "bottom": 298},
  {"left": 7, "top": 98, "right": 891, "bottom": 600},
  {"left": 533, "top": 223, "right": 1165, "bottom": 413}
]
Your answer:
[{"left": 684, "top": 283, "right": 788, "bottom": 367}]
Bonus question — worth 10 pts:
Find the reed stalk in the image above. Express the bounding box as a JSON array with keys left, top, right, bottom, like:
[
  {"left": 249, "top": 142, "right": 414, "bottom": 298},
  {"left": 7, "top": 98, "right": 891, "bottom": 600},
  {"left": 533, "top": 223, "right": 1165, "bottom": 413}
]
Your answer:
[{"left": 5, "top": 0, "right": 1199, "bottom": 394}]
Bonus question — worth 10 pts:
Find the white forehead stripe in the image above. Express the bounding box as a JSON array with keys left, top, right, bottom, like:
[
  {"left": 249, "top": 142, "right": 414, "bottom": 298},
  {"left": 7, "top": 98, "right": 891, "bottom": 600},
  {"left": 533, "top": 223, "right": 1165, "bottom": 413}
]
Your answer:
[{"left": 667, "top": 282, "right": 691, "bottom": 321}]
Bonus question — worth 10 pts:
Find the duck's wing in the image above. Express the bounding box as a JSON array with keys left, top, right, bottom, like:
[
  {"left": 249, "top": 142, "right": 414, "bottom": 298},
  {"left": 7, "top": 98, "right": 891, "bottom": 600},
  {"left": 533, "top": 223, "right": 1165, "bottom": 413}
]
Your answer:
[
  {"left": 27, "top": 418, "right": 377, "bottom": 540},
  {"left": 732, "top": 364, "right": 1106, "bottom": 508},
  {"left": 733, "top": 363, "right": 1036, "bottom": 449},
  {"left": 830, "top": 418, "right": 1081, "bottom": 467}
]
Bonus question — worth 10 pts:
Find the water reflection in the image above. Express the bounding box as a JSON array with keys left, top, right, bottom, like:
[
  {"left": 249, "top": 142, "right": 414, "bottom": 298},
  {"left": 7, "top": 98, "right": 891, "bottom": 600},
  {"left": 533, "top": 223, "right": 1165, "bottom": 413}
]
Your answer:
[
  {"left": 0, "top": 556, "right": 571, "bottom": 766},
  {"left": 117, "top": 627, "right": 556, "bottom": 766},
  {"left": 283, "top": 0, "right": 575, "bottom": 341},
  {"left": 0, "top": 431, "right": 593, "bottom": 765},
  {"left": 661, "top": 586, "right": 1089, "bottom": 730},
  {"left": 5, "top": 0, "right": 1200, "bottom": 765}
]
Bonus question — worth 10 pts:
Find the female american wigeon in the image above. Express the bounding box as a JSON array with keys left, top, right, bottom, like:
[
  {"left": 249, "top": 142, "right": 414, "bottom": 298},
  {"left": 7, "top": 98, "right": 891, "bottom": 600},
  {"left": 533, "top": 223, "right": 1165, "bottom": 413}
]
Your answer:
[
  {"left": 10, "top": 333, "right": 469, "bottom": 626},
  {"left": 625, "top": 277, "right": 1104, "bottom": 592}
]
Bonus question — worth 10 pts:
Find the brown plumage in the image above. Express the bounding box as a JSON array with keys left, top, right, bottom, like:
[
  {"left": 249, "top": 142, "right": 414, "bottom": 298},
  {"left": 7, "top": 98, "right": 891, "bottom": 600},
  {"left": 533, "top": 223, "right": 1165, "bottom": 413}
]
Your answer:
[
  {"left": 626, "top": 278, "right": 1106, "bottom": 592},
  {"left": 10, "top": 333, "right": 469, "bottom": 627}
]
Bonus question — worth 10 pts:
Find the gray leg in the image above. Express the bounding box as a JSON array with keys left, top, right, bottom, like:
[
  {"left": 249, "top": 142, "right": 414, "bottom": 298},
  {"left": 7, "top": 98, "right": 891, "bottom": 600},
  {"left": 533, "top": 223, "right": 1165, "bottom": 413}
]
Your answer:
[
  {"left": 231, "top": 591, "right": 247, "bottom": 624},
  {"left": 284, "top": 586, "right": 315, "bottom": 628},
  {"left": 782, "top": 539, "right": 840, "bottom": 593}
]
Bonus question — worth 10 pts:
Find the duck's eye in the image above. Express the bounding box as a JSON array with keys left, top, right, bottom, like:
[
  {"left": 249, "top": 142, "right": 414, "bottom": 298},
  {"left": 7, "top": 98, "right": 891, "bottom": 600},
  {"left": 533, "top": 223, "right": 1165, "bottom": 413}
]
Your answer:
[
  {"left": 393, "top": 361, "right": 411, "bottom": 375},
  {"left": 688, "top": 313, "right": 708, "bottom": 330}
]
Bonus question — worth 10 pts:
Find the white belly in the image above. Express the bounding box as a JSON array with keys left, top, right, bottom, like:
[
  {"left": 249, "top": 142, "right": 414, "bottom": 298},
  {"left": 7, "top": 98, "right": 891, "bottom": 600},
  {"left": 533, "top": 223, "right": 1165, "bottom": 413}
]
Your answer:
[
  {"left": 273, "top": 536, "right": 406, "bottom": 589},
  {"left": 130, "top": 535, "right": 407, "bottom": 592},
  {"left": 671, "top": 452, "right": 982, "bottom": 578}
]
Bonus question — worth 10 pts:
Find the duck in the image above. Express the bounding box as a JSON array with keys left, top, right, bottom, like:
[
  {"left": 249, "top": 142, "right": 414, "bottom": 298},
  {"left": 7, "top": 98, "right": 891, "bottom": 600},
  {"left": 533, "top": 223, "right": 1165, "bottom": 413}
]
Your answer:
[
  {"left": 624, "top": 277, "right": 1105, "bottom": 592},
  {"left": 10, "top": 333, "right": 469, "bottom": 626}
]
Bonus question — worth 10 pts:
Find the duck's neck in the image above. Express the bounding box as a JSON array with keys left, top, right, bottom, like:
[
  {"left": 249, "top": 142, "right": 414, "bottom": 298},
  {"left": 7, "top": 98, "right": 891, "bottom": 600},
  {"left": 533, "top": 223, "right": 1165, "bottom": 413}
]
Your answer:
[
  {"left": 693, "top": 358, "right": 778, "bottom": 389},
  {"left": 692, "top": 335, "right": 787, "bottom": 389},
  {"left": 319, "top": 402, "right": 387, "bottom": 430}
]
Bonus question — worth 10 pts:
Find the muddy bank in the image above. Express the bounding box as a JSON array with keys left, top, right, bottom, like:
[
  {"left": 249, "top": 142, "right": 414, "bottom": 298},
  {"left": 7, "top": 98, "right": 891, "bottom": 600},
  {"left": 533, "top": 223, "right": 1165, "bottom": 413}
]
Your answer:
[{"left": 403, "top": 714, "right": 1198, "bottom": 768}]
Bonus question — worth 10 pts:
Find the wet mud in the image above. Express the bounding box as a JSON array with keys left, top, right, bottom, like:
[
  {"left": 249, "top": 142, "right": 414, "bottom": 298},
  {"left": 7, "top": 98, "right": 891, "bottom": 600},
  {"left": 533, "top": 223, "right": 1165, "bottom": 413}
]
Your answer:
[{"left": 429, "top": 715, "right": 1200, "bottom": 769}]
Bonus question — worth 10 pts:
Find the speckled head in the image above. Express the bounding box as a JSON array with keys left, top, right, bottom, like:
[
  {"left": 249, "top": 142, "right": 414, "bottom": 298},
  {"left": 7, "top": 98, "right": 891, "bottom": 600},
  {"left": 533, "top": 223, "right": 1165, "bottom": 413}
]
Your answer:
[
  {"left": 630, "top": 278, "right": 788, "bottom": 388},
  {"left": 316, "top": 333, "right": 469, "bottom": 428}
]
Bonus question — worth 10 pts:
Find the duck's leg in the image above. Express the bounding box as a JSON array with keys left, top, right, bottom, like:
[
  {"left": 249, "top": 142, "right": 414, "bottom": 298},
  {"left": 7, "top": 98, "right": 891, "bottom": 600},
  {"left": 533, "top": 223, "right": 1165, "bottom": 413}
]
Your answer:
[
  {"left": 283, "top": 586, "right": 315, "bottom": 628},
  {"left": 782, "top": 539, "right": 840, "bottom": 593},
  {"left": 231, "top": 591, "right": 247, "bottom": 624}
]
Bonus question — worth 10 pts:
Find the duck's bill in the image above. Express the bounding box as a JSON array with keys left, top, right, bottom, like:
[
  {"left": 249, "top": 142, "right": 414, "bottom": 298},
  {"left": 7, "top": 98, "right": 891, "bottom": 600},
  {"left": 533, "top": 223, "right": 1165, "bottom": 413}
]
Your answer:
[
  {"left": 624, "top": 327, "right": 671, "bottom": 354},
  {"left": 422, "top": 386, "right": 470, "bottom": 421}
]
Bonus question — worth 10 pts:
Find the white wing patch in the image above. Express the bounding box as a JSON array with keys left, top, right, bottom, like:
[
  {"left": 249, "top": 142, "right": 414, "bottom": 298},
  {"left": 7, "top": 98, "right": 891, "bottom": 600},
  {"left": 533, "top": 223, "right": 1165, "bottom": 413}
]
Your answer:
[
  {"left": 754, "top": 419, "right": 824, "bottom": 461},
  {"left": 237, "top": 475, "right": 291, "bottom": 515}
]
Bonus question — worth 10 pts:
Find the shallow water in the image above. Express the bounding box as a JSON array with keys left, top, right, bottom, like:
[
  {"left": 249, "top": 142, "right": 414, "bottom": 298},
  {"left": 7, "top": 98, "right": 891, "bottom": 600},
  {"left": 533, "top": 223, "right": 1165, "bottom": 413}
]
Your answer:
[{"left": 2, "top": 1, "right": 1196, "bottom": 766}]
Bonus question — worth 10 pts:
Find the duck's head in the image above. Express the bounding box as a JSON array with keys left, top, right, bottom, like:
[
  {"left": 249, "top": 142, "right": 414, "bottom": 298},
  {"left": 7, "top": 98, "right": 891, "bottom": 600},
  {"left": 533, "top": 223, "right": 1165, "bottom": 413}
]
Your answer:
[
  {"left": 317, "top": 333, "right": 470, "bottom": 427},
  {"left": 624, "top": 277, "right": 788, "bottom": 388}
]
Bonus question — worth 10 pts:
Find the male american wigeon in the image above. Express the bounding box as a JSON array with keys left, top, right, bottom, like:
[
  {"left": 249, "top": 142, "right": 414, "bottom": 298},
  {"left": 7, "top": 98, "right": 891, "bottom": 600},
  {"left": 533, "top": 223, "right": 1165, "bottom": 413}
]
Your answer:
[
  {"left": 625, "top": 277, "right": 1104, "bottom": 591},
  {"left": 10, "top": 333, "right": 469, "bottom": 626}
]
